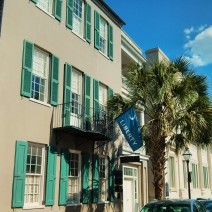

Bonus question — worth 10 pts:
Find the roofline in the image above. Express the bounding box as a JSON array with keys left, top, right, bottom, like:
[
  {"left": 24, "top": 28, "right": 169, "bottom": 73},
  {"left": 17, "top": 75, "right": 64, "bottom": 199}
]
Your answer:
[
  {"left": 145, "top": 47, "right": 169, "bottom": 61},
  {"left": 121, "top": 30, "right": 143, "bottom": 54},
  {"left": 121, "top": 30, "right": 146, "bottom": 63},
  {"left": 91, "top": 0, "right": 126, "bottom": 27}
]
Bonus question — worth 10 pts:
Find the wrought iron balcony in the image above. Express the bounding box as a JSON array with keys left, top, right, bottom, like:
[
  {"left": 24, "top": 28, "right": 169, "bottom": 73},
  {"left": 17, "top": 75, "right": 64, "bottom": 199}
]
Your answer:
[{"left": 52, "top": 102, "right": 113, "bottom": 141}]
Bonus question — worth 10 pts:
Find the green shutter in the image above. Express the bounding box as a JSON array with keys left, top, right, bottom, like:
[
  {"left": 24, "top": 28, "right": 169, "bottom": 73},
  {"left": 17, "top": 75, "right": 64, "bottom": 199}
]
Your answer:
[
  {"left": 45, "top": 146, "right": 57, "bottom": 206},
  {"left": 93, "top": 79, "right": 99, "bottom": 120},
  {"left": 82, "top": 152, "right": 90, "bottom": 204},
  {"left": 92, "top": 154, "right": 99, "bottom": 203},
  {"left": 59, "top": 149, "right": 69, "bottom": 205},
  {"left": 54, "top": 0, "right": 62, "bottom": 21},
  {"left": 84, "top": 75, "right": 91, "bottom": 125},
  {"left": 31, "top": 0, "right": 38, "bottom": 3},
  {"left": 50, "top": 55, "right": 59, "bottom": 106},
  {"left": 63, "top": 63, "right": 72, "bottom": 127},
  {"left": 66, "top": 0, "right": 73, "bottom": 29},
  {"left": 85, "top": 3, "right": 91, "bottom": 43},
  {"left": 108, "top": 157, "right": 115, "bottom": 202},
  {"left": 21, "top": 40, "right": 34, "bottom": 98},
  {"left": 108, "top": 24, "right": 113, "bottom": 60},
  {"left": 94, "top": 11, "right": 100, "bottom": 49},
  {"left": 12, "top": 141, "right": 28, "bottom": 208}
]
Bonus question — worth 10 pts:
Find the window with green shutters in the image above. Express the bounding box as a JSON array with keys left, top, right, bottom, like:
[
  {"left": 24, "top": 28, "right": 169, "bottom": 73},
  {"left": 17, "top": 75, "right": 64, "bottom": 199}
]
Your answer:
[
  {"left": 63, "top": 64, "right": 83, "bottom": 128},
  {"left": 92, "top": 155, "right": 111, "bottom": 203},
  {"left": 66, "top": 0, "right": 91, "bottom": 42},
  {"left": 31, "top": 0, "right": 62, "bottom": 21},
  {"left": 21, "top": 40, "right": 59, "bottom": 106},
  {"left": 94, "top": 11, "right": 114, "bottom": 60},
  {"left": 12, "top": 141, "right": 57, "bottom": 208},
  {"left": 59, "top": 149, "right": 91, "bottom": 205}
]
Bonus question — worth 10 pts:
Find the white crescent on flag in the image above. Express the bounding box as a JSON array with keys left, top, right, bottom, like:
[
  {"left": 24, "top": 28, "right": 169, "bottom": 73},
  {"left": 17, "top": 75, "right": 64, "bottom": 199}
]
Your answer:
[{"left": 129, "top": 114, "right": 135, "bottom": 120}]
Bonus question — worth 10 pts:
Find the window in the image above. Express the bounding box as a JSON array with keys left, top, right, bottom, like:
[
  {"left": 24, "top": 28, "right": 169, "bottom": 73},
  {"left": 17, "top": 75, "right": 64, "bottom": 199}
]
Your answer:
[
  {"left": 68, "top": 151, "right": 81, "bottom": 204},
  {"left": 94, "top": 11, "right": 113, "bottom": 60},
  {"left": 99, "top": 156, "right": 108, "bottom": 202},
  {"left": 32, "top": 0, "right": 62, "bottom": 21},
  {"left": 169, "top": 156, "right": 175, "bottom": 188},
  {"left": 203, "top": 166, "right": 209, "bottom": 189},
  {"left": 37, "top": 0, "right": 54, "bottom": 14},
  {"left": 99, "top": 83, "right": 107, "bottom": 120},
  {"left": 0, "top": 0, "right": 4, "bottom": 35},
  {"left": 70, "top": 69, "right": 82, "bottom": 127},
  {"left": 12, "top": 141, "right": 57, "bottom": 208},
  {"left": 71, "top": 69, "right": 82, "bottom": 115},
  {"left": 192, "top": 163, "right": 199, "bottom": 188},
  {"left": 73, "top": 0, "right": 84, "bottom": 37},
  {"left": 99, "top": 17, "right": 108, "bottom": 55},
  {"left": 25, "top": 143, "right": 45, "bottom": 207},
  {"left": 21, "top": 40, "right": 59, "bottom": 106},
  {"left": 66, "top": 0, "right": 91, "bottom": 42},
  {"left": 31, "top": 47, "right": 49, "bottom": 103}
]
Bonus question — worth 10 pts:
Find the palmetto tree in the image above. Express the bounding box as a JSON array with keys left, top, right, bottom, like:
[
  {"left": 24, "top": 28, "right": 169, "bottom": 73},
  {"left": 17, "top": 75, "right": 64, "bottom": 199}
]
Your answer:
[{"left": 108, "top": 57, "right": 212, "bottom": 200}]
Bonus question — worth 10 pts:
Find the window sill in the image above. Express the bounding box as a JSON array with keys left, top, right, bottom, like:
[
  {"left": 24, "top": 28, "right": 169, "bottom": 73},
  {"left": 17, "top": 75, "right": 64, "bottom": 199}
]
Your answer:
[
  {"left": 36, "top": 5, "right": 55, "bottom": 20},
  {"left": 98, "top": 201, "right": 109, "bottom": 204},
  {"left": 67, "top": 203, "right": 82, "bottom": 206},
  {"left": 71, "top": 30, "right": 87, "bottom": 43},
  {"left": 23, "top": 205, "right": 45, "bottom": 210},
  {"left": 98, "top": 50, "right": 110, "bottom": 60},
  {"left": 29, "top": 98, "right": 52, "bottom": 108}
]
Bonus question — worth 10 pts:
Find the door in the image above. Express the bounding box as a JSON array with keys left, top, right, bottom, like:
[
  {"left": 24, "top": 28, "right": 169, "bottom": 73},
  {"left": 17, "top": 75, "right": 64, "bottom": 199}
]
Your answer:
[
  {"left": 123, "top": 166, "right": 139, "bottom": 212},
  {"left": 123, "top": 179, "right": 134, "bottom": 212}
]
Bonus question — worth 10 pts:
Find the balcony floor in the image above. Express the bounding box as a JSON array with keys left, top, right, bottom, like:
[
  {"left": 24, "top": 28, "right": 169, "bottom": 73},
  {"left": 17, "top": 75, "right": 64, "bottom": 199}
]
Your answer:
[{"left": 53, "top": 125, "right": 112, "bottom": 141}]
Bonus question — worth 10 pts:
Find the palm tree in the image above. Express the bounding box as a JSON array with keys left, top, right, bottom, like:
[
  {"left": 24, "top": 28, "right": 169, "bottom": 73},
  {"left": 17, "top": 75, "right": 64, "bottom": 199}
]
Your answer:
[{"left": 108, "top": 57, "right": 212, "bottom": 200}]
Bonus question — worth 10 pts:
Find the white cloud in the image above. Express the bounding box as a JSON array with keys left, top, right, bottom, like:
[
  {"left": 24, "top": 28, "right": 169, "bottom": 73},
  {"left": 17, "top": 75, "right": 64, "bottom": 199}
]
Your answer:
[
  {"left": 197, "top": 24, "right": 207, "bottom": 32},
  {"left": 184, "top": 25, "right": 212, "bottom": 67},
  {"left": 184, "top": 27, "right": 194, "bottom": 35}
]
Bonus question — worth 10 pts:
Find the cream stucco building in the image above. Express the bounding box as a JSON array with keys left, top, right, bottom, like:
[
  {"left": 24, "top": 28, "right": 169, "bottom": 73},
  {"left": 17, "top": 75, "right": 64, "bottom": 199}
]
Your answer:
[{"left": 0, "top": 1, "right": 149, "bottom": 212}]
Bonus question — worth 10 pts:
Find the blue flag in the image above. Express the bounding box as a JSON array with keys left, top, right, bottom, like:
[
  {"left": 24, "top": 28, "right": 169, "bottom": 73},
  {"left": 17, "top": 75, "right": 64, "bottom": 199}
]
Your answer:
[{"left": 115, "top": 107, "right": 143, "bottom": 151}]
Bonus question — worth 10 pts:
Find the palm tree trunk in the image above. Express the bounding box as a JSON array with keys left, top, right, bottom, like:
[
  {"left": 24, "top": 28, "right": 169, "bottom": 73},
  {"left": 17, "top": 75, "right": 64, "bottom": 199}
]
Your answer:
[{"left": 150, "top": 137, "right": 166, "bottom": 200}]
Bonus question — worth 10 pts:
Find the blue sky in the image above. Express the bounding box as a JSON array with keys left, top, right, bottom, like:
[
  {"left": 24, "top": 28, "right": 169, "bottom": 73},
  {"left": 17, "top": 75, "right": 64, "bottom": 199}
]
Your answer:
[{"left": 105, "top": 0, "right": 212, "bottom": 97}]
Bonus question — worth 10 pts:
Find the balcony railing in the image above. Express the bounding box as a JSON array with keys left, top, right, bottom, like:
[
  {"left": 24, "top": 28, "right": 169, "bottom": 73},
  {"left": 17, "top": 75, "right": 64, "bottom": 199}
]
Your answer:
[{"left": 53, "top": 102, "right": 113, "bottom": 141}]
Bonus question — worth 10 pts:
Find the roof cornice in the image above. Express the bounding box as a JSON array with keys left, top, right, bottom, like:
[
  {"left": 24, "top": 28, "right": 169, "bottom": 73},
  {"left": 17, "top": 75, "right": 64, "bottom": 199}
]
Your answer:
[{"left": 91, "top": 0, "right": 126, "bottom": 28}]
